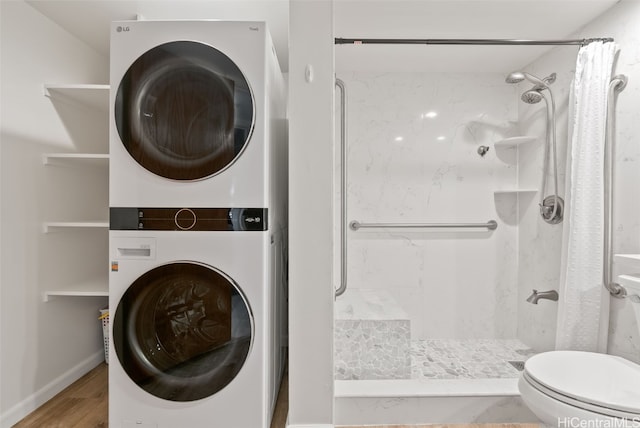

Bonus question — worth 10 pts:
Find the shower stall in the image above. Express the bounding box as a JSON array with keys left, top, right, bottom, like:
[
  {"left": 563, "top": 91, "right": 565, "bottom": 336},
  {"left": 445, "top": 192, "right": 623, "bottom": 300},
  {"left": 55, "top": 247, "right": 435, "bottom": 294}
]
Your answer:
[{"left": 332, "top": 37, "right": 625, "bottom": 425}]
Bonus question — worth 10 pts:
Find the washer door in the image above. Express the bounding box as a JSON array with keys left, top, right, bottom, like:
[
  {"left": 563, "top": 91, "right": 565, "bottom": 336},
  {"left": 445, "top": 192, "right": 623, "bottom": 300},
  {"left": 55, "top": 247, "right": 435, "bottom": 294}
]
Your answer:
[
  {"left": 113, "top": 262, "right": 253, "bottom": 402},
  {"left": 114, "top": 41, "right": 254, "bottom": 180}
]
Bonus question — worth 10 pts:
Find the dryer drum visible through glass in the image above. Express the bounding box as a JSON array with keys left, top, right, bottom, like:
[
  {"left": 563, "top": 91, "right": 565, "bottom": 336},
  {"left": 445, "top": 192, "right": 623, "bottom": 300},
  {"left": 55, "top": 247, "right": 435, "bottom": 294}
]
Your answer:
[
  {"left": 115, "top": 41, "right": 255, "bottom": 180},
  {"left": 112, "top": 261, "right": 254, "bottom": 402}
]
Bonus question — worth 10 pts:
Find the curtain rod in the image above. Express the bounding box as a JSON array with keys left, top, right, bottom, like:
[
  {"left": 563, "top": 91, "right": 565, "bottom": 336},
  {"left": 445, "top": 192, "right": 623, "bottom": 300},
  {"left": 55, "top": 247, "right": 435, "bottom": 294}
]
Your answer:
[{"left": 335, "top": 37, "right": 614, "bottom": 46}]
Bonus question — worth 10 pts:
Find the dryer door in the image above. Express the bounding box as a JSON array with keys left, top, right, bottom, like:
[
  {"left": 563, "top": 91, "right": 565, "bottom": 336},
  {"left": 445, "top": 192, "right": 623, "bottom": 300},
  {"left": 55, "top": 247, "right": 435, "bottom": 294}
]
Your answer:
[
  {"left": 112, "top": 262, "right": 253, "bottom": 402},
  {"left": 114, "top": 41, "right": 254, "bottom": 180}
]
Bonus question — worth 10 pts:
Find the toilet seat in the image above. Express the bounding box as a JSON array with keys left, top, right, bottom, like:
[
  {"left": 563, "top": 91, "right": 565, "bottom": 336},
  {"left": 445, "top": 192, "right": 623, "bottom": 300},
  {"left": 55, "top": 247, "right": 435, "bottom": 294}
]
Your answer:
[{"left": 523, "top": 351, "right": 640, "bottom": 418}]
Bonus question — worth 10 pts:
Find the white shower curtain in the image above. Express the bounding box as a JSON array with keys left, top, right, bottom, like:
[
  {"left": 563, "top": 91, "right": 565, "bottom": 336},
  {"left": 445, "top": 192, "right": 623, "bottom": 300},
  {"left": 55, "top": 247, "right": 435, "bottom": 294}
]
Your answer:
[{"left": 556, "top": 41, "right": 617, "bottom": 352}]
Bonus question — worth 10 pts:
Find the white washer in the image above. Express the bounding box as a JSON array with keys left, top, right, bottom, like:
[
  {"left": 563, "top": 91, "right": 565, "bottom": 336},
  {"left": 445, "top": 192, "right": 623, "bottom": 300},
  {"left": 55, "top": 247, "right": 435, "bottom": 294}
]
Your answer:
[
  {"left": 109, "top": 224, "right": 286, "bottom": 428},
  {"left": 109, "top": 20, "right": 286, "bottom": 214}
]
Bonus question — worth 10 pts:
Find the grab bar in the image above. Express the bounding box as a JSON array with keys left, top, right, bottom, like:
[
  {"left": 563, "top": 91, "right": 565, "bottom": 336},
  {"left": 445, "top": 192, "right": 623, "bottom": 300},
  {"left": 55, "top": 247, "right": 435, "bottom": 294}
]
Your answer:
[
  {"left": 604, "top": 74, "right": 628, "bottom": 298},
  {"left": 350, "top": 220, "right": 498, "bottom": 231},
  {"left": 335, "top": 78, "right": 348, "bottom": 298}
]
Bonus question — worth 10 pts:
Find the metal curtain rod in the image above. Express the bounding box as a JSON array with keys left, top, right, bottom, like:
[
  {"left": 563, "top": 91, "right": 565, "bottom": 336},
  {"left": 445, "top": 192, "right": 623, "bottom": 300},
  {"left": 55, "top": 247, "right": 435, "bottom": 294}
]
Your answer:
[{"left": 335, "top": 37, "right": 614, "bottom": 46}]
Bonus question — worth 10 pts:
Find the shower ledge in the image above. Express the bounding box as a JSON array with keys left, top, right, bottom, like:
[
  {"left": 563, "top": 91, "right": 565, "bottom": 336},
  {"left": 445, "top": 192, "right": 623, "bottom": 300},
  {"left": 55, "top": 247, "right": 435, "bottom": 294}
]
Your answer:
[
  {"left": 335, "top": 289, "right": 409, "bottom": 320},
  {"left": 335, "top": 289, "right": 411, "bottom": 380}
]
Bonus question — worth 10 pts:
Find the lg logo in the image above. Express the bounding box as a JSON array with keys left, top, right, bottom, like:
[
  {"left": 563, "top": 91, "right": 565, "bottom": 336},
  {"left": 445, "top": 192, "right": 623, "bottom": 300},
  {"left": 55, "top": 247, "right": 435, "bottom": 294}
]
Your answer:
[{"left": 116, "top": 26, "right": 130, "bottom": 33}]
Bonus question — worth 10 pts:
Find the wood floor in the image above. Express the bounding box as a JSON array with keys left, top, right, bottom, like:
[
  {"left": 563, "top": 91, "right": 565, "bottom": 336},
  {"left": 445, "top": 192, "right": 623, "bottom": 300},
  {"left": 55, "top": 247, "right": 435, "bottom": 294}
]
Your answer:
[
  {"left": 13, "top": 363, "right": 289, "bottom": 428},
  {"left": 13, "top": 363, "right": 108, "bottom": 428},
  {"left": 13, "top": 364, "right": 537, "bottom": 428}
]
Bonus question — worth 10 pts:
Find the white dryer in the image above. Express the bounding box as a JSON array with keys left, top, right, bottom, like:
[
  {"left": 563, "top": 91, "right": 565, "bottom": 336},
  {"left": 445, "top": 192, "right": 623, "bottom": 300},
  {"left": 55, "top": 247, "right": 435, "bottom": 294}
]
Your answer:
[
  {"left": 109, "top": 20, "right": 287, "bottom": 216},
  {"left": 109, "top": 209, "right": 286, "bottom": 428}
]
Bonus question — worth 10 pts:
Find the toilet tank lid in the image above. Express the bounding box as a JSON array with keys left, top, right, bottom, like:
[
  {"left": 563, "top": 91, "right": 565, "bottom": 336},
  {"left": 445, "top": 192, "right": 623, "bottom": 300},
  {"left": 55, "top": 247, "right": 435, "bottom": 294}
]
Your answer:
[{"left": 525, "top": 351, "right": 640, "bottom": 414}]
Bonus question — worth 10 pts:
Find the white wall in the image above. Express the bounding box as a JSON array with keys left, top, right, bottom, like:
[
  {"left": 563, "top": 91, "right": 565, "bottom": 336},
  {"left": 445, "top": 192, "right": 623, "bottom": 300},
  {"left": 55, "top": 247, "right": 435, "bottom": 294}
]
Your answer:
[
  {"left": 288, "top": 1, "right": 334, "bottom": 426},
  {"left": 515, "top": 46, "right": 575, "bottom": 352},
  {"left": 517, "top": 0, "right": 640, "bottom": 361},
  {"left": 336, "top": 71, "right": 519, "bottom": 341},
  {"left": 0, "top": 2, "right": 108, "bottom": 425}
]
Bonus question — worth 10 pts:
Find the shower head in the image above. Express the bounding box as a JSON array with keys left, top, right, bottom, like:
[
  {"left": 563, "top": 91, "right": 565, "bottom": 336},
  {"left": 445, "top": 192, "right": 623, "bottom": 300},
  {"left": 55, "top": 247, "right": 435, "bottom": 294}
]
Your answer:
[
  {"left": 505, "top": 71, "right": 526, "bottom": 84},
  {"left": 521, "top": 89, "right": 543, "bottom": 104},
  {"left": 505, "top": 71, "right": 549, "bottom": 88}
]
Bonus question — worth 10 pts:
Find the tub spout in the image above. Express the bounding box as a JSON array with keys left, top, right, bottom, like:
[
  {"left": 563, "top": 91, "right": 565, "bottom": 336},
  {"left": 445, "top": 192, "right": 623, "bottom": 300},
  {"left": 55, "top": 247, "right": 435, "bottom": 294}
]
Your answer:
[{"left": 526, "top": 289, "right": 559, "bottom": 304}]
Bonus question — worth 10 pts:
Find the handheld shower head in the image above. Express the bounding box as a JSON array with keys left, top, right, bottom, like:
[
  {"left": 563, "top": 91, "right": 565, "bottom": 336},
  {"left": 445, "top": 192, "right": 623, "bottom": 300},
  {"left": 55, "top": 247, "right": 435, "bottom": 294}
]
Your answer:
[
  {"left": 507, "top": 69, "right": 563, "bottom": 225},
  {"left": 505, "top": 71, "right": 548, "bottom": 88},
  {"left": 521, "top": 89, "right": 543, "bottom": 104},
  {"left": 505, "top": 71, "right": 526, "bottom": 84}
]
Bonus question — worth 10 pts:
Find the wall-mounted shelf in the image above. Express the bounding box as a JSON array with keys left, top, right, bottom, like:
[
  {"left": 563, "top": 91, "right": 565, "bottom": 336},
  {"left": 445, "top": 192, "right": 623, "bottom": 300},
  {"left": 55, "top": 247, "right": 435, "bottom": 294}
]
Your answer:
[
  {"left": 43, "top": 222, "right": 109, "bottom": 233},
  {"left": 43, "top": 153, "right": 109, "bottom": 165},
  {"left": 494, "top": 189, "right": 538, "bottom": 196},
  {"left": 614, "top": 254, "right": 640, "bottom": 270},
  {"left": 494, "top": 136, "right": 537, "bottom": 149},
  {"left": 43, "top": 84, "right": 109, "bottom": 111},
  {"left": 43, "top": 278, "right": 108, "bottom": 302}
]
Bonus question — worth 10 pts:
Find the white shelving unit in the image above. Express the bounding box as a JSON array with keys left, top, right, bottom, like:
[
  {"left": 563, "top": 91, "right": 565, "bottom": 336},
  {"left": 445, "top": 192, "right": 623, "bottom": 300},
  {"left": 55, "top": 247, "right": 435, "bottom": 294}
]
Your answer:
[
  {"left": 43, "top": 83, "right": 110, "bottom": 301},
  {"left": 42, "top": 278, "right": 109, "bottom": 302},
  {"left": 494, "top": 136, "right": 537, "bottom": 149},
  {"left": 42, "top": 222, "right": 109, "bottom": 233},
  {"left": 43, "top": 84, "right": 110, "bottom": 167},
  {"left": 43, "top": 153, "right": 109, "bottom": 165},
  {"left": 43, "top": 84, "right": 109, "bottom": 111}
]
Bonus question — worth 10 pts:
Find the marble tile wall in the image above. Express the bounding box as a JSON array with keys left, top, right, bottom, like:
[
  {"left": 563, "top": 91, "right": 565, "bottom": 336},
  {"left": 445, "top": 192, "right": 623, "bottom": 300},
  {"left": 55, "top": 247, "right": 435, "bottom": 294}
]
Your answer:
[
  {"left": 514, "top": 48, "right": 573, "bottom": 352},
  {"left": 517, "top": 1, "right": 640, "bottom": 361},
  {"left": 336, "top": 72, "right": 520, "bottom": 341}
]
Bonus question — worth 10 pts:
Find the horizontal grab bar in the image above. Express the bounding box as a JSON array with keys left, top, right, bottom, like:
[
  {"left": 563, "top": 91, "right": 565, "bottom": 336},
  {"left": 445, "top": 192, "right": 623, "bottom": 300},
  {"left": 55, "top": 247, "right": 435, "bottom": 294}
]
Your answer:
[{"left": 350, "top": 220, "right": 498, "bottom": 231}]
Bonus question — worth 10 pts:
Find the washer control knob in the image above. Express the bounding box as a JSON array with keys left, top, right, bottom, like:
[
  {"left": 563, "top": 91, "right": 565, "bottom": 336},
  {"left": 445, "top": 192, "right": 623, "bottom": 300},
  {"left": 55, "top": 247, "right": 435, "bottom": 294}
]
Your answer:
[{"left": 175, "top": 208, "right": 197, "bottom": 230}]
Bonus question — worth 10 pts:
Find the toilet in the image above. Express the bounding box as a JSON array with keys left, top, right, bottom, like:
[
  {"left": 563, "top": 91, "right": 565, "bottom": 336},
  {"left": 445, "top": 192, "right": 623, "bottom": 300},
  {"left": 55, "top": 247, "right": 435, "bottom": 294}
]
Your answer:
[{"left": 519, "top": 283, "right": 640, "bottom": 427}]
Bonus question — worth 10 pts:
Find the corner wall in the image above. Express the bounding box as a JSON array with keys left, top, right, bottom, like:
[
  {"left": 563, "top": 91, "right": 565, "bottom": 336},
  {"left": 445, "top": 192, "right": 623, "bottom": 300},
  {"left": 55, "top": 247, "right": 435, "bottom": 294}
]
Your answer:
[
  {"left": 0, "top": 2, "right": 108, "bottom": 426},
  {"left": 517, "top": 0, "right": 640, "bottom": 361}
]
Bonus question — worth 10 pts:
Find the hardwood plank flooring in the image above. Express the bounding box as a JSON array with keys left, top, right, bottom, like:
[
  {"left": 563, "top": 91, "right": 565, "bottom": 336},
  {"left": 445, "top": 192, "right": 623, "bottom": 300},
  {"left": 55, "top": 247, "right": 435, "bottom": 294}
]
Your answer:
[
  {"left": 271, "top": 365, "right": 289, "bottom": 428},
  {"left": 13, "top": 362, "right": 289, "bottom": 428},
  {"left": 13, "top": 363, "right": 108, "bottom": 428},
  {"left": 13, "top": 364, "right": 536, "bottom": 428}
]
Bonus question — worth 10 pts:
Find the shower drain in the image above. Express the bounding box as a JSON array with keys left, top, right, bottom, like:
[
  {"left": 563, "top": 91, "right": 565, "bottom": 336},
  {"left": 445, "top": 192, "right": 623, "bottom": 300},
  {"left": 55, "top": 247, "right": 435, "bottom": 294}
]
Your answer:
[{"left": 508, "top": 361, "right": 525, "bottom": 371}]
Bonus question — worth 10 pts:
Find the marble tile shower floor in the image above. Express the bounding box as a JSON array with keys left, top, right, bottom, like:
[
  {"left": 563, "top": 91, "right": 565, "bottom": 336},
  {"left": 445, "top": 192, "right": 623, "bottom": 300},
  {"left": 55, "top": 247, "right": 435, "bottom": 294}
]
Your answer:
[{"left": 411, "top": 339, "right": 536, "bottom": 380}]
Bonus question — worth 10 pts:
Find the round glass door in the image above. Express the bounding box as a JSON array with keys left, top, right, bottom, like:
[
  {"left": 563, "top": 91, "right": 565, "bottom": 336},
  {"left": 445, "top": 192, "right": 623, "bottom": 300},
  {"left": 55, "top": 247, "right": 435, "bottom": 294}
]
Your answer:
[
  {"left": 115, "top": 41, "right": 254, "bottom": 180},
  {"left": 113, "top": 262, "right": 253, "bottom": 401}
]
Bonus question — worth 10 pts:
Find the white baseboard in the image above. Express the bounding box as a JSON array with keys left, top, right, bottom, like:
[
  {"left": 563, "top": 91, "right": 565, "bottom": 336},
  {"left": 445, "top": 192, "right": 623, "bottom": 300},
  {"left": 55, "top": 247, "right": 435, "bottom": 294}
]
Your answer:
[{"left": 1, "top": 350, "right": 105, "bottom": 428}]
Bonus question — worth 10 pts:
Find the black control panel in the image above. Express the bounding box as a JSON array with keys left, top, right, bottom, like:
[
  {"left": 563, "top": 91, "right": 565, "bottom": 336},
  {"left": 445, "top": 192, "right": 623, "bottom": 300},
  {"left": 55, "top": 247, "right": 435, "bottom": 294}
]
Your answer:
[{"left": 110, "top": 208, "right": 268, "bottom": 231}]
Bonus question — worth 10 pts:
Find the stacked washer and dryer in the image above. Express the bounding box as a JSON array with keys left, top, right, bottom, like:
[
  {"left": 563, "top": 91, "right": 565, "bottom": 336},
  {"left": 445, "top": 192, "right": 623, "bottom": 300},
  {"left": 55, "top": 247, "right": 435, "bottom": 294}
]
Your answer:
[{"left": 108, "top": 21, "right": 287, "bottom": 428}]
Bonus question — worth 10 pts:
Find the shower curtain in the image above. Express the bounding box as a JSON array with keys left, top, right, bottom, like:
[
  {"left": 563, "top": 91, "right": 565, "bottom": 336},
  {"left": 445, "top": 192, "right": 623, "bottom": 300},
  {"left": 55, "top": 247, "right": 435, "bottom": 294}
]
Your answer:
[{"left": 556, "top": 41, "right": 617, "bottom": 352}]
